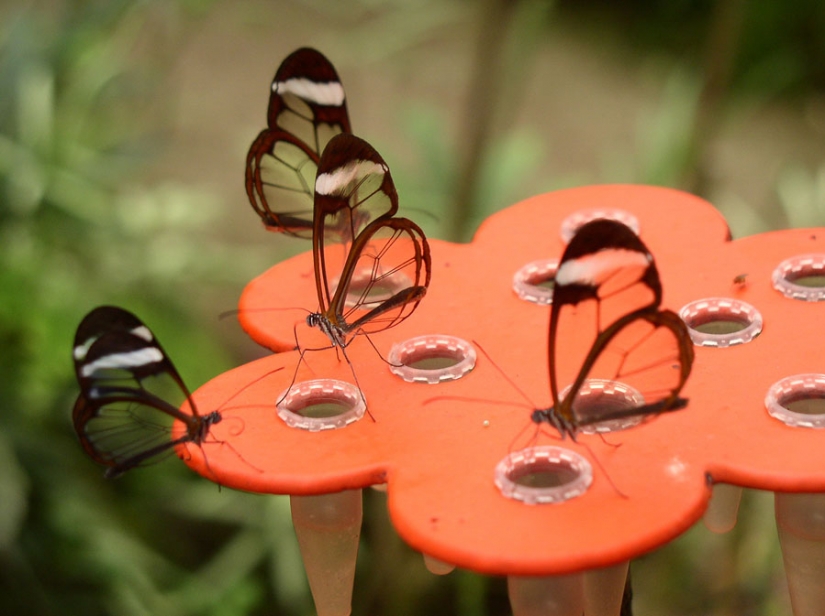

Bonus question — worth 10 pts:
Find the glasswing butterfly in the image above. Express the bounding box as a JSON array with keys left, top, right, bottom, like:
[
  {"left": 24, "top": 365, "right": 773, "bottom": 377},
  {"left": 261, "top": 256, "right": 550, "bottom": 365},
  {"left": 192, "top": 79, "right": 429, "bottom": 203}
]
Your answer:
[
  {"left": 300, "top": 132, "right": 432, "bottom": 369},
  {"left": 533, "top": 218, "right": 694, "bottom": 437},
  {"left": 72, "top": 306, "right": 267, "bottom": 478},
  {"left": 246, "top": 47, "right": 352, "bottom": 237}
]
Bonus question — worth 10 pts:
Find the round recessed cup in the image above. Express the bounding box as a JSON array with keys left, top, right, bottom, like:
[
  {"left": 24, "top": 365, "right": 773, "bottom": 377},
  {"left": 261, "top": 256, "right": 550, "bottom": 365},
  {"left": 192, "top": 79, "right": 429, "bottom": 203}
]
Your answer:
[
  {"left": 679, "top": 297, "right": 762, "bottom": 347},
  {"left": 560, "top": 379, "right": 647, "bottom": 434},
  {"left": 276, "top": 379, "right": 366, "bottom": 430},
  {"left": 495, "top": 446, "right": 593, "bottom": 504},
  {"left": 560, "top": 209, "right": 640, "bottom": 243},
  {"left": 388, "top": 335, "right": 476, "bottom": 384},
  {"left": 772, "top": 254, "right": 825, "bottom": 301},
  {"left": 513, "top": 259, "right": 559, "bottom": 305},
  {"left": 766, "top": 374, "right": 825, "bottom": 429}
]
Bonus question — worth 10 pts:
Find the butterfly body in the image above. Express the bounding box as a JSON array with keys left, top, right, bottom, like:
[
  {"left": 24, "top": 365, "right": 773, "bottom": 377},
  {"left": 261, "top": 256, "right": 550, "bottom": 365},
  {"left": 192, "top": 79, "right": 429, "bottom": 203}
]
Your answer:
[
  {"left": 535, "top": 219, "right": 694, "bottom": 439},
  {"left": 306, "top": 311, "right": 347, "bottom": 348}
]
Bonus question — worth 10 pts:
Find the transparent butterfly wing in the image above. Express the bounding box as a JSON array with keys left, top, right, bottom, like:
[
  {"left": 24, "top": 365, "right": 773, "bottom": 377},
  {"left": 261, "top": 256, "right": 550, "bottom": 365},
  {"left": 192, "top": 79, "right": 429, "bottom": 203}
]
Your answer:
[
  {"left": 335, "top": 217, "right": 432, "bottom": 336},
  {"left": 72, "top": 390, "right": 189, "bottom": 478},
  {"left": 246, "top": 48, "right": 351, "bottom": 236},
  {"left": 312, "top": 134, "right": 401, "bottom": 314},
  {"left": 547, "top": 220, "right": 693, "bottom": 432},
  {"left": 72, "top": 307, "right": 203, "bottom": 477},
  {"left": 246, "top": 130, "right": 320, "bottom": 237}
]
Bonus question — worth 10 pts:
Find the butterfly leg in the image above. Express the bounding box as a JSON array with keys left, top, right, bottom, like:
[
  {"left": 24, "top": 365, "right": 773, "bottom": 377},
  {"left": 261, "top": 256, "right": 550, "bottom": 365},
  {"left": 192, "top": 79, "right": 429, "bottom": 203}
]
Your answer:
[{"left": 337, "top": 341, "right": 376, "bottom": 422}]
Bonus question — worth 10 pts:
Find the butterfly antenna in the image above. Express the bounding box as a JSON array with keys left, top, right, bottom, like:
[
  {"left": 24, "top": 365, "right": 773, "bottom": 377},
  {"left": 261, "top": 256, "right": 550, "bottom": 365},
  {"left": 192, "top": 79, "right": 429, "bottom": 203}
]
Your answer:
[
  {"left": 423, "top": 394, "right": 532, "bottom": 408},
  {"left": 218, "top": 306, "right": 313, "bottom": 321},
  {"left": 217, "top": 366, "right": 286, "bottom": 410},
  {"left": 403, "top": 205, "right": 438, "bottom": 225},
  {"left": 200, "top": 435, "right": 266, "bottom": 478},
  {"left": 197, "top": 370, "right": 285, "bottom": 478},
  {"left": 473, "top": 340, "right": 540, "bottom": 409}
]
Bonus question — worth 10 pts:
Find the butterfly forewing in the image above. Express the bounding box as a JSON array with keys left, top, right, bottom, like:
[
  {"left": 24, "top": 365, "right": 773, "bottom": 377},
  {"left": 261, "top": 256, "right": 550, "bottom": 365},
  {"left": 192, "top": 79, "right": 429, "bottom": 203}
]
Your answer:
[
  {"left": 306, "top": 134, "right": 431, "bottom": 349},
  {"left": 72, "top": 307, "right": 209, "bottom": 477},
  {"left": 313, "top": 134, "right": 401, "bottom": 312},
  {"left": 267, "top": 48, "right": 351, "bottom": 139},
  {"left": 246, "top": 47, "right": 351, "bottom": 236},
  {"left": 73, "top": 305, "right": 151, "bottom": 361},
  {"left": 547, "top": 219, "right": 693, "bottom": 433}
]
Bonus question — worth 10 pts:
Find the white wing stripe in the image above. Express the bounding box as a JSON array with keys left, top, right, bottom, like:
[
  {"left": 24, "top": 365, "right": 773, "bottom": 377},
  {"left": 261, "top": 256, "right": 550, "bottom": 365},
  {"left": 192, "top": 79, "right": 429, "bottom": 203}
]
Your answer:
[
  {"left": 556, "top": 249, "right": 650, "bottom": 287},
  {"left": 81, "top": 347, "right": 164, "bottom": 377},
  {"left": 316, "top": 160, "right": 385, "bottom": 196},
  {"left": 129, "top": 325, "right": 154, "bottom": 342},
  {"left": 274, "top": 78, "right": 345, "bottom": 106}
]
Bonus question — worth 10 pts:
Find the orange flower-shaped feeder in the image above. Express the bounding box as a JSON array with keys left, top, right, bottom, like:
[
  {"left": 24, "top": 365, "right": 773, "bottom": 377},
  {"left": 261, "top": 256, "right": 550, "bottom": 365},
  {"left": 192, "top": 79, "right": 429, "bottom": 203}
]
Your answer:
[{"left": 183, "top": 185, "right": 825, "bottom": 612}]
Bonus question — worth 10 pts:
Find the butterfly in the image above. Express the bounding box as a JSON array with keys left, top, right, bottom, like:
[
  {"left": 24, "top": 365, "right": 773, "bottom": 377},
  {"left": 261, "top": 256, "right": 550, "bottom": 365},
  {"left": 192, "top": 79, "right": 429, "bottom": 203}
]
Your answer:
[
  {"left": 302, "top": 132, "right": 432, "bottom": 363},
  {"left": 246, "top": 47, "right": 352, "bottom": 237},
  {"left": 532, "top": 218, "right": 694, "bottom": 438},
  {"left": 72, "top": 306, "right": 254, "bottom": 478}
]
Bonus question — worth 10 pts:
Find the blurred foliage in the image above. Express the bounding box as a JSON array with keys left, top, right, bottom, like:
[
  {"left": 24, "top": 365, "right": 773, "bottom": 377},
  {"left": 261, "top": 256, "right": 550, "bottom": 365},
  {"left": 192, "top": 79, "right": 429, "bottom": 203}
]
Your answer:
[
  {"left": 558, "top": 0, "right": 825, "bottom": 97},
  {"left": 0, "top": 2, "right": 305, "bottom": 615},
  {"left": 1, "top": 0, "right": 823, "bottom": 615}
]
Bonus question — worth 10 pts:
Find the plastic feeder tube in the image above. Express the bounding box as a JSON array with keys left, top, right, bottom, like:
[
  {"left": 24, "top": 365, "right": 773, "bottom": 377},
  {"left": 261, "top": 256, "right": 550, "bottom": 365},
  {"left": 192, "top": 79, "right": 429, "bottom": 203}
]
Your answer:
[
  {"left": 703, "top": 484, "right": 743, "bottom": 534},
  {"left": 507, "top": 574, "right": 584, "bottom": 616},
  {"left": 775, "top": 493, "right": 825, "bottom": 616},
  {"left": 290, "top": 490, "right": 362, "bottom": 616}
]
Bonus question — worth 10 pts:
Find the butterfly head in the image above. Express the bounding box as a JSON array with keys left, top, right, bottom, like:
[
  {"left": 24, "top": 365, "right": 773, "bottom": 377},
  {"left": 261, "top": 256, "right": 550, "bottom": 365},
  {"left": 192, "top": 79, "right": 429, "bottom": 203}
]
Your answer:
[{"left": 530, "top": 407, "right": 577, "bottom": 440}]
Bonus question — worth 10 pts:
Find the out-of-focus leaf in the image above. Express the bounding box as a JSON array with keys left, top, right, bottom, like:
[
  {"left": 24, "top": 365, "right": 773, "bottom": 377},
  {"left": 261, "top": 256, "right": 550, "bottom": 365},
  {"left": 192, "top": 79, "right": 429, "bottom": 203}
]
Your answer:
[{"left": 0, "top": 433, "right": 29, "bottom": 549}]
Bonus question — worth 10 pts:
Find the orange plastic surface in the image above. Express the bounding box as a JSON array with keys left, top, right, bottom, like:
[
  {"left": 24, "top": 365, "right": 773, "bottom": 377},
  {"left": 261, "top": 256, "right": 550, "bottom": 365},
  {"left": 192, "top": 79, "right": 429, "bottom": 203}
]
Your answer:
[{"left": 183, "top": 185, "right": 825, "bottom": 576}]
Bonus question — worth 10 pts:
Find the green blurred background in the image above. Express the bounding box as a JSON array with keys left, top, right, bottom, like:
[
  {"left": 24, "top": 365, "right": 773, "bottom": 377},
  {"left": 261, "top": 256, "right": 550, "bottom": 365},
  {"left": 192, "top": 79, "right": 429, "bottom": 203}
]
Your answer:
[{"left": 2, "top": 0, "right": 824, "bottom": 614}]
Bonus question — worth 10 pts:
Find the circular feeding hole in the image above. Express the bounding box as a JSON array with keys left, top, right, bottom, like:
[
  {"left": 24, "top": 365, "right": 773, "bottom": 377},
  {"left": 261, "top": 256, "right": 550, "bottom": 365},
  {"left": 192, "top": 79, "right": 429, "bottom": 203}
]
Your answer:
[
  {"left": 513, "top": 259, "right": 558, "bottom": 305},
  {"left": 559, "top": 209, "right": 640, "bottom": 244},
  {"left": 561, "top": 379, "right": 647, "bottom": 434},
  {"left": 494, "top": 446, "right": 592, "bottom": 504},
  {"left": 772, "top": 254, "right": 825, "bottom": 301},
  {"left": 766, "top": 374, "right": 825, "bottom": 429},
  {"left": 276, "top": 379, "right": 365, "bottom": 430},
  {"left": 331, "top": 268, "right": 413, "bottom": 308},
  {"left": 679, "top": 298, "right": 762, "bottom": 347},
  {"left": 388, "top": 335, "right": 476, "bottom": 384}
]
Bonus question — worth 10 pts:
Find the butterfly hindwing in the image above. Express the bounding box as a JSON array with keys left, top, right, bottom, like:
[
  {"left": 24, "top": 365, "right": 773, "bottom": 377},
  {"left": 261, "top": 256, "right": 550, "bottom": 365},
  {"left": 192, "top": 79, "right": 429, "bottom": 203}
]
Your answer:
[
  {"left": 246, "top": 130, "right": 321, "bottom": 236},
  {"left": 338, "top": 217, "right": 431, "bottom": 335},
  {"left": 246, "top": 48, "right": 351, "bottom": 236},
  {"left": 545, "top": 219, "right": 693, "bottom": 435}
]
